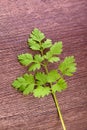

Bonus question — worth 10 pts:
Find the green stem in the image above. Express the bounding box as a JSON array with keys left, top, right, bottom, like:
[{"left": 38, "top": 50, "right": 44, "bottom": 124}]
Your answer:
[
  {"left": 40, "top": 43, "right": 66, "bottom": 130},
  {"left": 52, "top": 92, "right": 66, "bottom": 130},
  {"left": 43, "top": 64, "right": 66, "bottom": 130},
  {"left": 44, "top": 64, "right": 48, "bottom": 74}
]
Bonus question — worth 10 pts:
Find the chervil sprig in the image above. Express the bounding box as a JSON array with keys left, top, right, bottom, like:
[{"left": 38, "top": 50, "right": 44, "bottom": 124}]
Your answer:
[{"left": 12, "top": 28, "right": 77, "bottom": 130}]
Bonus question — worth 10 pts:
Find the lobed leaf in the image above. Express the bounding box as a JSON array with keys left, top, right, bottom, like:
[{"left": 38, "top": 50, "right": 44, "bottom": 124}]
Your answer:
[
  {"left": 50, "top": 41, "right": 62, "bottom": 55},
  {"left": 35, "top": 72, "right": 47, "bottom": 85},
  {"left": 44, "top": 42, "right": 62, "bottom": 63},
  {"left": 34, "top": 54, "right": 44, "bottom": 63},
  {"left": 52, "top": 78, "right": 67, "bottom": 92},
  {"left": 47, "top": 70, "right": 60, "bottom": 83},
  {"left": 12, "top": 28, "right": 77, "bottom": 99},
  {"left": 30, "top": 28, "right": 45, "bottom": 42},
  {"left": 42, "top": 39, "right": 52, "bottom": 49},
  {"left": 12, "top": 73, "right": 35, "bottom": 94},
  {"left": 23, "top": 84, "right": 34, "bottom": 95},
  {"left": 45, "top": 51, "right": 52, "bottom": 59},
  {"left": 59, "top": 56, "right": 77, "bottom": 76},
  {"left": 48, "top": 56, "right": 60, "bottom": 63},
  {"left": 33, "top": 86, "right": 51, "bottom": 98},
  {"left": 29, "top": 63, "right": 41, "bottom": 71},
  {"left": 18, "top": 53, "right": 33, "bottom": 66},
  {"left": 28, "top": 39, "right": 40, "bottom": 50}
]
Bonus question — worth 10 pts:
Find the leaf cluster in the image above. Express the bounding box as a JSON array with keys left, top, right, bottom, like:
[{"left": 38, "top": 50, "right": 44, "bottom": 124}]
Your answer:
[{"left": 12, "top": 28, "right": 77, "bottom": 98}]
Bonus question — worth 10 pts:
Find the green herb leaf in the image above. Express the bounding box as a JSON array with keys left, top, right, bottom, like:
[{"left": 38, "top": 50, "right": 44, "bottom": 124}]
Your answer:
[
  {"left": 59, "top": 56, "right": 77, "bottom": 76},
  {"left": 12, "top": 74, "right": 35, "bottom": 93},
  {"left": 19, "top": 86, "right": 26, "bottom": 92},
  {"left": 50, "top": 41, "right": 62, "bottom": 55},
  {"left": 44, "top": 42, "right": 62, "bottom": 63},
  {"left": 34, "top": 54, "right": 44, "bottom": 63},
  {"left": 29, "top": 63, "right": 41, "bottom": 71},
  {"left": 23, "top": 84, "right": 34, "bottom": 95},
  {"left": 30, "top": 28, "right": 45, "bottom": 42},
  {"left": 28, "top": 39, "right": 40, "bottom": 50},
  {"left": 33, "top": 86, "right": 51, "bottom": 98},
  {"left": 35, "top": 72, "right": 47, "bottom": 85},
  {"left": 18, "top": 53, "right": 33, "bottom": 66},
  {"left": 44, "top": 51, "right": 60, "bottom": 63},
  {"left": 12, "top": 28, "right": 77, "bottom": 130},
  {"left": 48, "top": 56, "right": 60, "bottom": 63},
  {"left": 52, "top": 78, "right": 67, "bottom": 92},
  {"left": 45, "top": 51, "right": 52, "bottom": 59},
  {"left": 42, "top": 39, "right": 52, "bottom": 49},
  {"left": 47, "top": 70, "right": 60, "bottom": 83}
]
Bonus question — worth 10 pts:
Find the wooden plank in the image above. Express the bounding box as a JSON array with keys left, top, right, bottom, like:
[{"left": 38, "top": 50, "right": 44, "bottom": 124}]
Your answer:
[{"left": 0, "top": 0, "right": 87, "bottom": 130}]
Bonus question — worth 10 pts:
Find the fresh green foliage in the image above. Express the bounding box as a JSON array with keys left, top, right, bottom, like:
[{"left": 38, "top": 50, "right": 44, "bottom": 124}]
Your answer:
[
  {"left": 29, "top": 63, "right": 41, "bottom": 71},
  {"left": 52, "top": 78, "right": 67, "bottom": 92},
  {"left": 35, "top": 72, "right": 47, "bottom": 85},
  {"left": 28, "top": 39, "right": 40, "bottom": 50},
  {"left": 47, "top": 70, "right": 60, "bottom": 83},
  {"left": 47, "top": 56, "right": 60, "bottom": 63},
  {"left": 34, "top": 54, "right": 44, "bottom": 63},
  {"left": 18, "top": 53, "right": 33, "bottom": 66},
  {"left": 28, "top": 28, "right": 45, "bottom": 50},
  {"left": 12, "top": 28, "right": 77, "bottom": 98},
  {"left": 43, "top": 42, "right": 62, "bottom": 63},
  {"left": 41, "top": 39, "right": 52, "bottom": 49},
  {"left": 50, "top": 41, "right": 62, "bottom": 55},
  {"left": 12, "top": 28, "right": 77, "bottom": 130},
  {"left": 12, "top": 73, "right": 35, "bottom": 95},
  {"left": 30, "top": 28, "right": 45, "bottom": 42},
  {"left": 33, "top": 86, "right": 51, "bottom": 98},
  {"left": 59, "top": 56, "right": 77, "bottom": 76}
]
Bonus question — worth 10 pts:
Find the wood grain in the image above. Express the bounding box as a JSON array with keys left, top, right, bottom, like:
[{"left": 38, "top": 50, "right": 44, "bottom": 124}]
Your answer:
[{"left": 0, "top": 0, "right": 87, "bottom": 130}]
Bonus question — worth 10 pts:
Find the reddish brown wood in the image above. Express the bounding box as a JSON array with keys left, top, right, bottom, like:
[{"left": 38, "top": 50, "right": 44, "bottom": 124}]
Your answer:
[{"left": 0, "top": 0, "right": 87, "bottom": 130}]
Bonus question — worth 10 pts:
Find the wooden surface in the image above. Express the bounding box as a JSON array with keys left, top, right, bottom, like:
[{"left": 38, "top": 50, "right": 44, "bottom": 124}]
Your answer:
[{"left": 0, "top": 0, "right": 87, "bottom": 130}]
